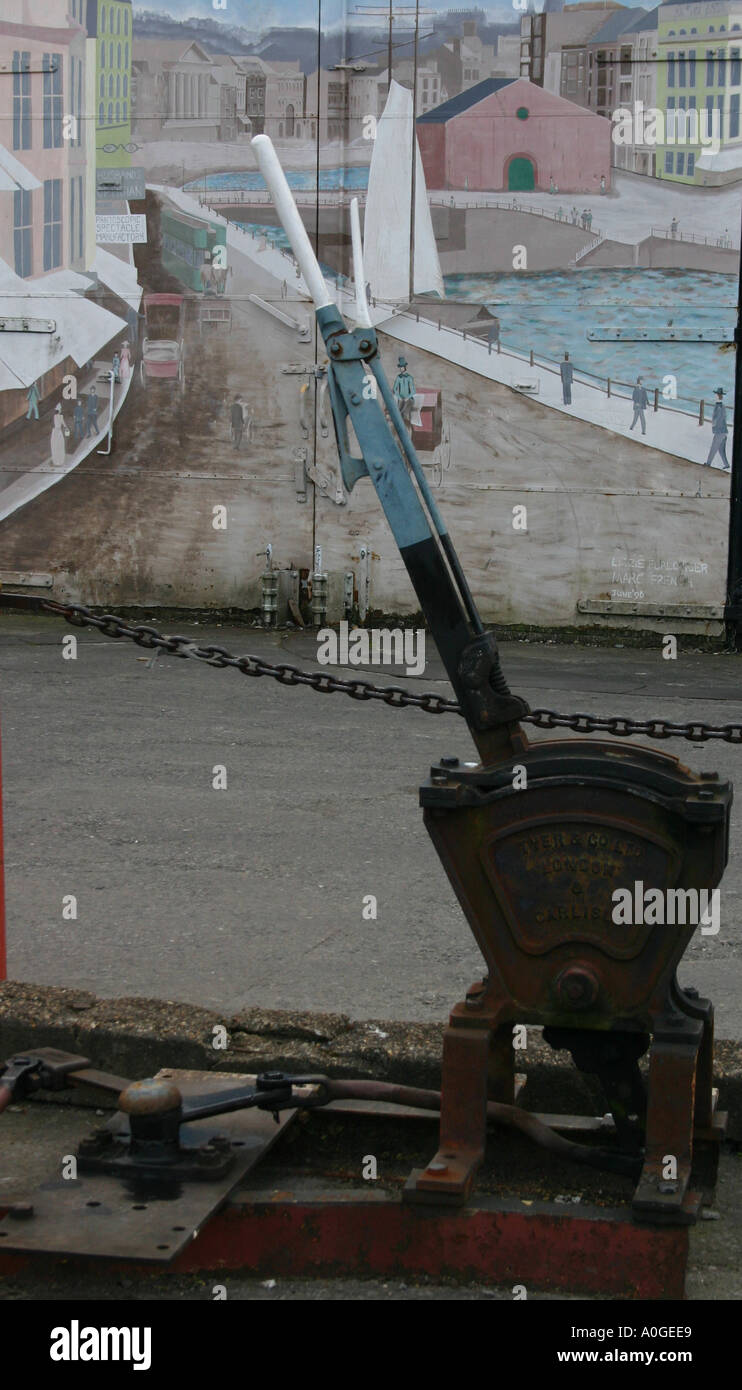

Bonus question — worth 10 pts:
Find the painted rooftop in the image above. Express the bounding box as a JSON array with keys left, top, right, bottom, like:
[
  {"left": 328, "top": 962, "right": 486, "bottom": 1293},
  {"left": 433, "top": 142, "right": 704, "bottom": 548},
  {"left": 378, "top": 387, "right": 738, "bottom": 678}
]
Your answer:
[{"left": 417, "top": 77, "right": 517, "bottom": 125}]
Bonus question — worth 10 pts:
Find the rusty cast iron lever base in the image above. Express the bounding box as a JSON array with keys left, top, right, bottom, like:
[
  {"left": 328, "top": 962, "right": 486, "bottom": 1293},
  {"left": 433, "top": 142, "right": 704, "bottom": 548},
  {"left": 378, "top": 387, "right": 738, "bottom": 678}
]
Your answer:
[{"left": 405, "top": 737, "right": 731, "bottom": 1223}]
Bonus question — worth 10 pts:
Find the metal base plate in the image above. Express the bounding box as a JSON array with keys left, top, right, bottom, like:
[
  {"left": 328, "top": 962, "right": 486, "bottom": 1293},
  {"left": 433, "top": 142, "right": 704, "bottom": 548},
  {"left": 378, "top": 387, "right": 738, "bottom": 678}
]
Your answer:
[{"left": 0, "top": 1071, "right": 295, "bottom": 1264}]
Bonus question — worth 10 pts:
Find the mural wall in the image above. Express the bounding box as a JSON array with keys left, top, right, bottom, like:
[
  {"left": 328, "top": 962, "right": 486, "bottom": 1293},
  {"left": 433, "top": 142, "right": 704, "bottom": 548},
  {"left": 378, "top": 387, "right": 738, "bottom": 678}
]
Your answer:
[{"left": 0, "top": 0, "right": 738, "bottom": 634}]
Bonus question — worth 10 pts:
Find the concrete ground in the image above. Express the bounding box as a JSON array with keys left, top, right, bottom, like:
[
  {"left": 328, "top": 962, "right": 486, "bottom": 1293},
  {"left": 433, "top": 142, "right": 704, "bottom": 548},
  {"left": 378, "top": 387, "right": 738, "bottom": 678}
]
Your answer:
[
  {"left": 1, "top": 613, "right": 741, "bottom": 1301},
  {"left": 1, "top": 613, "right": 741, "bottom": 1031}
]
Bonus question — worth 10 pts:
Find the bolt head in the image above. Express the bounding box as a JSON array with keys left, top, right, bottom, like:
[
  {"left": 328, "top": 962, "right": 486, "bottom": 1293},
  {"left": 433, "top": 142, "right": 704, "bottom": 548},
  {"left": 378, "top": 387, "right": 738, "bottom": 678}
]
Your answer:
[{"left": 555, "top": 964, "right": 600, "bottom": 1011}]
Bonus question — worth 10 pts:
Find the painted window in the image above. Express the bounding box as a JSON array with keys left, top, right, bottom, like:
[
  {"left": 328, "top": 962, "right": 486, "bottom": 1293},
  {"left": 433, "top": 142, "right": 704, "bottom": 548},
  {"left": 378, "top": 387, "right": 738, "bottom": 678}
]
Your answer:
[
  {"left": 718, "top": 50, "right": 727, "bottom": 85},
  {"left": 43, "top": 53, "right": 63, "bottom": 148},
  {"left": 668, "top": 52, "right": 675, "bottom": 86},
  {"left": 12, "top": 51, "right": 31, "bottom": 151},
  {"left": 687, "top": 152, "right": 695, "bottom": 175},
  {"left": 689, "top": 50, "right": 696, "bottom": 85},
  {"left": 78, "top": 175, "right": 84, "bottom": 259},
  {"left": 678, "top": 52, "right": 686, "bottom": 85},
  {"left": 101, "top": 42, "right": 105, "bottom": 68},
  {"left": 99, "top": 100, "right": 104, "bottom": 123},
  {"left": 70, "top": 174, "right": 77, "bottom": 262},
  {"left": 732, "top": 48, "right": 741, "bottom": 85},
  {"left": 101, "top": 6, "right": 106, "bottom": 32},
  {"left": 664, "top": 150, "right": 673, "bottom": 172},
  {"left": 13, "top": 188, "right": 33, "bottom": 277},
  {"left": 76, "top": 55, "right": 82, "bottom": 145},
  {"left": 706, "top": 50, "right": 715, "bottom": 84},
  {"left": 43, "top": 178, "right": 62, "bottom": 271},
  {"left": 731, "top": 92, "right": 741, "bottom": 137},
  {"left": 676, "top": 152, "right": 685, "bottom": 174}
]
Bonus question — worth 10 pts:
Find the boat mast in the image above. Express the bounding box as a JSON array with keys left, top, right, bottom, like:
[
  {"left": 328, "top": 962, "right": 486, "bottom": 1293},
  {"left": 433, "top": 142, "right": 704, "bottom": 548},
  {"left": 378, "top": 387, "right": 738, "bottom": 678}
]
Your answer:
[
  {"left": 409, "top": 0, "right": 419, "bottom": 305},
  {"left": 726, "top": 204, "right": 742, "bottom": 648}
]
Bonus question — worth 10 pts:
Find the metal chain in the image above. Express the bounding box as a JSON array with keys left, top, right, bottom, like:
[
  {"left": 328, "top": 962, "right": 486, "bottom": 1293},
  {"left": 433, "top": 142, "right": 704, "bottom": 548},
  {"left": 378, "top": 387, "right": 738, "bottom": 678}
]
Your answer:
[{"left": 40, "top": 599, "right": 742, "bottom": 744}]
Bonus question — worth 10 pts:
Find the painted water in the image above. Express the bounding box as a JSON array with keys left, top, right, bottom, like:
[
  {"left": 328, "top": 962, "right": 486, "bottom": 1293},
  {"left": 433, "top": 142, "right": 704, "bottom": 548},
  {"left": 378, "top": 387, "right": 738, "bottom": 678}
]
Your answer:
[
  {"left": 441, "top": 269, "right": 736, "bottom": 410},
  {"left": 233, "top": 222, "right": 351, "bottom": 285},
  {"left": 186, "top": 166, "right": 370, "bottom": 193}
]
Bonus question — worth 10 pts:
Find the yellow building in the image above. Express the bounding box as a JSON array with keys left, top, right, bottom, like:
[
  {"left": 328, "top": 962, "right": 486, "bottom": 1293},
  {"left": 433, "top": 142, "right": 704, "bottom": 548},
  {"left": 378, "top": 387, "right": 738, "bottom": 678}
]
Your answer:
[{"left": 88, "top": 0, "right": 133, "bottom": 169}]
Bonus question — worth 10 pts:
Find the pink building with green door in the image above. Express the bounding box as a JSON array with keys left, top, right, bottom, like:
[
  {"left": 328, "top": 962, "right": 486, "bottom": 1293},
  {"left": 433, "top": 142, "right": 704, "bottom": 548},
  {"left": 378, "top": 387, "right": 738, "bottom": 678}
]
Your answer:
[{"left": 417, "top": 76, "right": 612, "bottom": 193}]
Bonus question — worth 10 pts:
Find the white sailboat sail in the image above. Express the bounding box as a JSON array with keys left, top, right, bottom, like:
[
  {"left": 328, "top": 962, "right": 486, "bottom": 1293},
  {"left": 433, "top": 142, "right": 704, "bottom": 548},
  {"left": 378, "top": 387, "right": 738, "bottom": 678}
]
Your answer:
[{"left": 363, "top": 79, "right": 444, "bottom": 303}]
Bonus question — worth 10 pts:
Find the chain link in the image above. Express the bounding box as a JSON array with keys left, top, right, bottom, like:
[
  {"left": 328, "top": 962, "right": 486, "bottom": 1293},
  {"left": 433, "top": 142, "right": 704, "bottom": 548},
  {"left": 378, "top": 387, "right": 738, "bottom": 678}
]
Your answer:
[{"left": 41, "top": 599, "right": 742, "bottom": 744}]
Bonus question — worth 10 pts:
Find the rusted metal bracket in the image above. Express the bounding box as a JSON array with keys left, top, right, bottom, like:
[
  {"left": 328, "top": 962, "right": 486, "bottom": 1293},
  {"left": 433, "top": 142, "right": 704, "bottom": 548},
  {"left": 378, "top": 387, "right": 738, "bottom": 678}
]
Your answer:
[
  {"left": 0, "top": 1070, "right": 298, "bottom": 1263},
  {"left": 406, "top": 741, "right": 731, "bottom": 1223}
]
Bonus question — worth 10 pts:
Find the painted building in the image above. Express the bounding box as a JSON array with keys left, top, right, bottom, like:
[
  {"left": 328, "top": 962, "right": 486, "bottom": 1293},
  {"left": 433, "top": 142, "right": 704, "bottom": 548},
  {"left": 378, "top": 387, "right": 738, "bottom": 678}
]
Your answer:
[
  {"left": 555, "top": 5, "right": 660, "bottom": 173},
  {"left": 304, "top": 69, "right": 349, "bottom": 143},
  {"left": 377, "top": 63, "right": 447, "bottom": 116},
  {"left": 87, "top": 0, "right": 132, "bottom": 170},
  {"left": 417, "top": 76, "right": 612, "bottom": 192},
  {"left": 0, "top": 1, "right": 128, "bottom": 433},
  {"left": 655, "top": 0, "right": 742, "bottom": 184},
  {"left": 264, "top": 64, "right": 305, "bottom": 140},
  {"left": 558, "top": 6, "right": 649, "bottom": 109},
  {"left": 131, "top": 41, "right": 223, "bottom": 142},
  {"left": 431, "top": 18, "right": 515, "bottom": 100},
  {"left": 1, "top": 0, "right": 92, "bottom": 280},
  {"left": 520, "top": 3, "right": 629, "bottom": 87},
  {"left": 348, "top": 70, "right": 387, "bottom": 141},
  {"left": 586, "top": 7, "right": 659, "bottom": 174}
]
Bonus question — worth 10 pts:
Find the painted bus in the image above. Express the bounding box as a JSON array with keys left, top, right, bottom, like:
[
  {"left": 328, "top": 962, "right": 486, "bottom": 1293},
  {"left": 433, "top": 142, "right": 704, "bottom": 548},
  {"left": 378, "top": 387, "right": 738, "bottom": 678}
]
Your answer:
[{"left": 160, "top": 209, "right": 227, "bottom": 294}]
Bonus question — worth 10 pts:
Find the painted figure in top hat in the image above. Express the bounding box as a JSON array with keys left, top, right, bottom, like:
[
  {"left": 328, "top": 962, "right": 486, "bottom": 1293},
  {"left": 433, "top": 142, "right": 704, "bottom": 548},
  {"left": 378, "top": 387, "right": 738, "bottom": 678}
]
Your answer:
[
  {"left": 705, "top": 387, "right": 730, "bottom": 469},
  {"left": 393, "top": 355, "right": 416, "bottom": 425}
]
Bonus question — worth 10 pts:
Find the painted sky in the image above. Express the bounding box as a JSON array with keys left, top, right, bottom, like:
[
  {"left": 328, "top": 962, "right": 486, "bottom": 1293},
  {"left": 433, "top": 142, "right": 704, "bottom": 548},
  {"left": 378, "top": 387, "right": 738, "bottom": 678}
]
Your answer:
[{"left": 134, "top": 1, "right": 520, "bottom": 31}]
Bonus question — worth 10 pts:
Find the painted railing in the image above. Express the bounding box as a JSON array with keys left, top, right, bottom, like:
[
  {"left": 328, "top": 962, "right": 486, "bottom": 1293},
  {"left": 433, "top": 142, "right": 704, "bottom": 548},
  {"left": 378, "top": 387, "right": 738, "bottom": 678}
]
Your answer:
[
  {"left": 224, "top": 207, "right": 732, "bottom": 431},
  {"left": 650, "top": 224, "right": 738, "bottom": 251},
  {"left": 387, "top": 302, "right": 733, "bottom": 428}
]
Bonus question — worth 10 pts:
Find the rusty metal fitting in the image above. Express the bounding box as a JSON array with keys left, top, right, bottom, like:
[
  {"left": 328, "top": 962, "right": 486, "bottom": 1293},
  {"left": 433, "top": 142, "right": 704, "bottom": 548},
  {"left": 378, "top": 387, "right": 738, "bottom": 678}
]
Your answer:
[
  {"left": 554, "top": 965, "right": 600, "bottom": 1011},
  {"left": 118, "top": 1078, "right": 183, "bottom": 1116}
]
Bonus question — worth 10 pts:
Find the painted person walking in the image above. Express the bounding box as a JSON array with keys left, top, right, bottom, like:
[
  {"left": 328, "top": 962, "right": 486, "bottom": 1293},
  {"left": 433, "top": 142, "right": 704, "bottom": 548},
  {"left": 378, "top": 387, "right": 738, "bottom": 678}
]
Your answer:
[
  {"left": 85, "top": 386, "right": 99, "bottom": 437},
  {"left": 50, "top": 404, "right": 70, "bottom": 467},
  {"left": 629, "top": 376, "right": 649, "bottom": 435},
  {"left": 73, "top": 399, "right": 85, "bottom": 442},
  {"left": 705, "top": 387, "right": 730, "bottom": 469},
  {"left": 560, "top": 351, "right": 574, "bottom": 405},
  {"left": 231, "top": 396, "right": 244, "bottom": 449}
]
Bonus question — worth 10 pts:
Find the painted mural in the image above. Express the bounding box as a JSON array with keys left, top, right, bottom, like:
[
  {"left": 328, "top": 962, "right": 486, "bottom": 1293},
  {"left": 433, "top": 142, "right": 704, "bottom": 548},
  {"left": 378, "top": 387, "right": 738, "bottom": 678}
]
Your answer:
[{"left": 0, "top": 0, "right": 738, "bottom": 634}]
